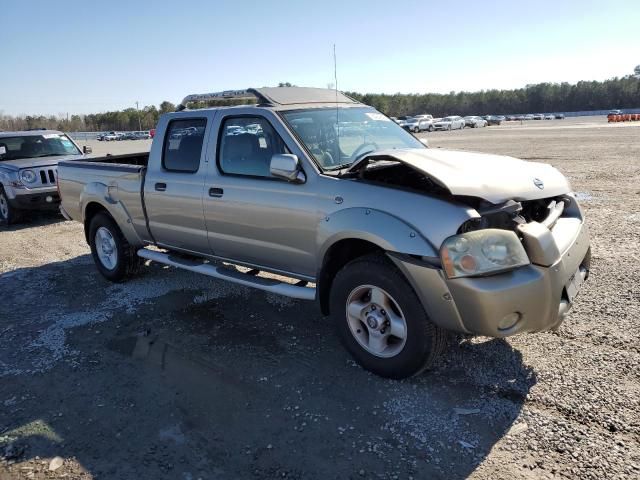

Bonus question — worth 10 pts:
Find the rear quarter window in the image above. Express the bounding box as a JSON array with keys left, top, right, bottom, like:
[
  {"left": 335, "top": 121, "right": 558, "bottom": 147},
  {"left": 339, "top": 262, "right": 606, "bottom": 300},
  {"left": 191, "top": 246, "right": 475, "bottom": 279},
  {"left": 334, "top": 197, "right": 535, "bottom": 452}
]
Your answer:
[{"left": 162, "top": 119, "right": 207, "bottom": 173}]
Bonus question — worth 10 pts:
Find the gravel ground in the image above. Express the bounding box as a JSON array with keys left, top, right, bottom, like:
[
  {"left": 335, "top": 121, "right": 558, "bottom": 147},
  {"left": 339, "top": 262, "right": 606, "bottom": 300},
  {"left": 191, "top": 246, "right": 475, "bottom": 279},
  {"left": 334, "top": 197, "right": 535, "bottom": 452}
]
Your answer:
[{"left": 1, "top": 117, "right": 639, "bottom": 479}]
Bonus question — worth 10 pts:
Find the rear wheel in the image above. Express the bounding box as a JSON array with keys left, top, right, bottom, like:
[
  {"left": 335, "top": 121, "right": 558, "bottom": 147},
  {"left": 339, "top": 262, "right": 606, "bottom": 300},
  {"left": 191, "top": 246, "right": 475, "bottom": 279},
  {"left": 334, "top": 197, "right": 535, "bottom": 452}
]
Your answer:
[
  {"left": 0, "top": 188, "right": 22, "bottom": 226},
  {"left": 330, "top": 254, "right": 446, "bottom": 379},
  {"left": 428, "top": 125, "right": 434, "bottom": 132},
  {"left": 88, "top": 212, "right": 142, "bottom": 282}
]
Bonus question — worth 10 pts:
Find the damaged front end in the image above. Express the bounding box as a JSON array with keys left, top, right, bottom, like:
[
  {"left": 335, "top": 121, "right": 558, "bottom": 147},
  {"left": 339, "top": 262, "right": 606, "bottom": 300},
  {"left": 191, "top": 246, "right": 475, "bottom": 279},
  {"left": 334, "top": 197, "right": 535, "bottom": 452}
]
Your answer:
[{"left": 351, "top": 148, "right": 591, "bottom": 337}]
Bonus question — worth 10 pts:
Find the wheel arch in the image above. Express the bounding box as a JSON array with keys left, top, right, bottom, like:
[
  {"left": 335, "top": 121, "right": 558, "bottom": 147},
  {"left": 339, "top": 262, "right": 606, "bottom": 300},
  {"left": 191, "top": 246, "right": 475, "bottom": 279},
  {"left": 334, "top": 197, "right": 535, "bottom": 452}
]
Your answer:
[
  {"left": 316, "top": 208, "right": 439, "bottom": 315},
  {"left": 80, "top": 182, "right": 143, "bottom": 247}
]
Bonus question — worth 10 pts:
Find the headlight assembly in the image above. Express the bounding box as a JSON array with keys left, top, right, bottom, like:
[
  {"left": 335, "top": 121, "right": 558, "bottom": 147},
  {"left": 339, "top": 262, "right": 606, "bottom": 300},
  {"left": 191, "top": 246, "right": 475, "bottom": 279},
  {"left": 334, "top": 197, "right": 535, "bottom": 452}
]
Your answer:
[
  {"left": 20, "top": 169, "right": 37, "bottom": 184},
  {"left": 440, "top": 229, "right": 529, "bottom": 278}
]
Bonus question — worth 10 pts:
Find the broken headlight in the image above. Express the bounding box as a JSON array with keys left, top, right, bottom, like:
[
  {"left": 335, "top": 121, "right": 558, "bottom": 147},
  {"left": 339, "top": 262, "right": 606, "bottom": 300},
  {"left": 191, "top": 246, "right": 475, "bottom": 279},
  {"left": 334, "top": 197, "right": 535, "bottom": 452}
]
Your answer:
[{"left": 440, "top": 229, "right": 529, "bottom": 279}]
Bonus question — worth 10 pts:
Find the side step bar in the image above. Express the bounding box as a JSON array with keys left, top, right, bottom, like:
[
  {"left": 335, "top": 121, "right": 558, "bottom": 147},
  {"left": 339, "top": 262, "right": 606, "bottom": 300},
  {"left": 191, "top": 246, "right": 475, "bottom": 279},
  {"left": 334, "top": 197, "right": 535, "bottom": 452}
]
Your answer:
[{"left": 137, "top": 249, "right": 316, "bottom": 301}]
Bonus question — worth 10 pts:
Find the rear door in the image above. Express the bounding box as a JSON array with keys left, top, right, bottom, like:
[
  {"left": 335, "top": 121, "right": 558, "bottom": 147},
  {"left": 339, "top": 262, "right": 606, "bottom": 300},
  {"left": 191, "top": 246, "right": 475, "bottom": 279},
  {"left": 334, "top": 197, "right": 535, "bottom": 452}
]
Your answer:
[{"left": 143, "top": 115, "right": 212, "bottom": 254}]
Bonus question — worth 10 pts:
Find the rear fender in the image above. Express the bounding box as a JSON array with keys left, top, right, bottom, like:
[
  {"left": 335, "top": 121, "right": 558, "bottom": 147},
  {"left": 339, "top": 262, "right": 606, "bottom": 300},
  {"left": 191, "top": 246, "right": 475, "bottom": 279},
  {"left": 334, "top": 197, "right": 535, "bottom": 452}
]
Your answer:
[{"left": 81, "top": 182, "right": 142, "bottom": 246}]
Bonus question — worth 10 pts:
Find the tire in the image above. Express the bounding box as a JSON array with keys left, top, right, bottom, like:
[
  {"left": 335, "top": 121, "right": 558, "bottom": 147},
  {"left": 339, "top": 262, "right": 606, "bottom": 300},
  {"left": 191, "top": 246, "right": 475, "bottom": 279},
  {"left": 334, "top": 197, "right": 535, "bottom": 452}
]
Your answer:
[
  {"left": 447, "top": 124, "right": 452, "bottom": 131},
  {"left": 428, "top": 125, "right": 434, "bottom": 132},
  {"left": 88, "top": 212, "right": 142, "bottom": 282},
  {"left": 0, "top": 188, "right": 22, "bottom": 226},
  {"left": 330, "top": 254, "right": 446, "bottom": 379}
]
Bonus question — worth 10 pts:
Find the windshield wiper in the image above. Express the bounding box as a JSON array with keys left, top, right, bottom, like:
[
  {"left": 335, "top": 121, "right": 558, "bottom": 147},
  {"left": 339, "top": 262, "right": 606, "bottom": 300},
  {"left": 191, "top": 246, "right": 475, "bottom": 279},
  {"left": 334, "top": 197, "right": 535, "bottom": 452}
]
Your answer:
[{"left": 33, "top": 153, "right": 76, "bottom": 158}]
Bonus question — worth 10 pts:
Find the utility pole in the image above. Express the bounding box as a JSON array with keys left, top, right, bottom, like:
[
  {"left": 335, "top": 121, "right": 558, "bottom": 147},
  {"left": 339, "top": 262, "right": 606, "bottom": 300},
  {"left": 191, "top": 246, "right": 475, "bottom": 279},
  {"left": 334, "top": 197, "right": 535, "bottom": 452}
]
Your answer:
[{"left": 136, "top": 101, "right": 142, "bottom": 131}]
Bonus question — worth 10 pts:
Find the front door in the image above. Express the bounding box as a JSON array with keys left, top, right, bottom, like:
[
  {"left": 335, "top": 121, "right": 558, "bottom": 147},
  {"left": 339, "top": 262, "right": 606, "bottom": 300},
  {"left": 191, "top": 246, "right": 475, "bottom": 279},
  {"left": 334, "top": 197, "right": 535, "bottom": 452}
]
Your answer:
[{"left": 203, "top": 112, "right": 321, "bottom": 279}]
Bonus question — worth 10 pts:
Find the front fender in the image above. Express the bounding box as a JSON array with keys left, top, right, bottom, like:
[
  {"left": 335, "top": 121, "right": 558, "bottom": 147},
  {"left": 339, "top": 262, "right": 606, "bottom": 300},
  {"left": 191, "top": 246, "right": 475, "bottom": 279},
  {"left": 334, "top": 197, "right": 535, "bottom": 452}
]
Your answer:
[
  {"left": 0, "top": 170, "right": 18, "bottom": 199},
  {"left": 317, "top": 207, "right": 439, "bottom": 262},
  {"left": 80, "top": 182, "right": 143, "bottom": 246}
]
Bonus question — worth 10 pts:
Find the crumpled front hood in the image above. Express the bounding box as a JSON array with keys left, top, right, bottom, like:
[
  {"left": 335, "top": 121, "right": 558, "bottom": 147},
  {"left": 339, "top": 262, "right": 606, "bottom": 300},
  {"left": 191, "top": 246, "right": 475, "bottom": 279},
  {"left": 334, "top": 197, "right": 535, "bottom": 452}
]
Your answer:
[
  {"left": 363, "top": 148, "right": 571, "bottom": 203},
  {"left": 0, "top": 155, "right": 84, "bottom": 171}
]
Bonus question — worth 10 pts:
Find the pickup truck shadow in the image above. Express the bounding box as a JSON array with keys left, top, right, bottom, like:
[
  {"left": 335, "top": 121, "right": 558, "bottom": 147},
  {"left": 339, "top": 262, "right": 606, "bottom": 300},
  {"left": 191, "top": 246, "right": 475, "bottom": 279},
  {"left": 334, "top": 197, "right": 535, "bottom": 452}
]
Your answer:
[{"left": 1, "top": 258, "right": 536, "bottom": 479}]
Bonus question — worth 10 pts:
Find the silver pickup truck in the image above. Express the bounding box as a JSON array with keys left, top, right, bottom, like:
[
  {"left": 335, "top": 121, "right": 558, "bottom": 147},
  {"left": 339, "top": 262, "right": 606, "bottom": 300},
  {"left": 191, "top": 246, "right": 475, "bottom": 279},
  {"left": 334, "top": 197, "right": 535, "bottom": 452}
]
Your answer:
[
  {"left": 58, "top": 87, "right": 591, "bottom": 378},
  {"left": 0, "top": 130, "right": 91, "bottom": 224}
]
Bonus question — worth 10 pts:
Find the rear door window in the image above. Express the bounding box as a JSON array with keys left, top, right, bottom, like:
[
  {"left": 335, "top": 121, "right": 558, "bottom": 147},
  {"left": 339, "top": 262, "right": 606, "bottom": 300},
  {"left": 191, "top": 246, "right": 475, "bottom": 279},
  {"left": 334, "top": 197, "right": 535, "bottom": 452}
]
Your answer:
[{"left": 163, "top": 119, "right": 207, "bottom": 173}]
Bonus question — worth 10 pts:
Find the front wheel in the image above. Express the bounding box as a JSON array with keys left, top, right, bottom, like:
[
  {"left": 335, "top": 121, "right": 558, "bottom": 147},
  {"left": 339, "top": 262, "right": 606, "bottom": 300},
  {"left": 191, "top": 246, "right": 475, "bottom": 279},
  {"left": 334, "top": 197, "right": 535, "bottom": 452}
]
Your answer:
[
  {"left": 330, "top": 254, "right": 446, "bottom": 378},
  {"left": 0, "top": 188, "right": 22, "bottom": 226},
  {"left": 88, "top": 212, "right": 142, "bottom": 282},
  {"left": 428, "top": 125, "right": 434, "bottom": 132}
]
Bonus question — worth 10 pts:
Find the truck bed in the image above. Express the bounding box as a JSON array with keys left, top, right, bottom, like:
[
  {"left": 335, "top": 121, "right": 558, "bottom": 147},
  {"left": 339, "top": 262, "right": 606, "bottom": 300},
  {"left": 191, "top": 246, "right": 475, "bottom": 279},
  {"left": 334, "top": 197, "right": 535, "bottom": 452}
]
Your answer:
[{"left": 57, "top": 152, "right": 151, "bottom": 243}]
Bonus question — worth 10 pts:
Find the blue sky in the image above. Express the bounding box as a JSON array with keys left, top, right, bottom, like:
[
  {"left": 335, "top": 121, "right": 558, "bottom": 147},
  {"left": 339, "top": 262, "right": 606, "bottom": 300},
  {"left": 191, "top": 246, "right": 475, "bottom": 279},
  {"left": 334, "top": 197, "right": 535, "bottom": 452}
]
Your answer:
[{"left": 1, "top": 0, "right": 638, "bottom": 115}]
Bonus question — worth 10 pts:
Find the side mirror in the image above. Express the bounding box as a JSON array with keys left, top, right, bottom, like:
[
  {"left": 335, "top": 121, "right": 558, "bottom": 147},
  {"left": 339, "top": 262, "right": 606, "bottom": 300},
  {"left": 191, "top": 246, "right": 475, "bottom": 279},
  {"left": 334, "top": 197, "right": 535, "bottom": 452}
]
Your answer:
[
  {"left": 270, "top": 154, "right": 305, "bottom": 183},
  {"left": 420, "top": 138, "right": 429, "bottom": 148},
  {"left": 83, "top": 145, "right": 93, "bottom": 154}
]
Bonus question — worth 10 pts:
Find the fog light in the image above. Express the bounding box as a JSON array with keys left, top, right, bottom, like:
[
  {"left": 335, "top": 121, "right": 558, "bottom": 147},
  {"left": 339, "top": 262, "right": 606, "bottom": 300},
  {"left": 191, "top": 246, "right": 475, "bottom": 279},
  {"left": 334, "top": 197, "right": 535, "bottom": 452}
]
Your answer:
[
  {"left": 498, "top": 312, "right": 521, "bottom": 330},
  {"left": 45, "top": 195, "right": 53, "bottom": 203}
]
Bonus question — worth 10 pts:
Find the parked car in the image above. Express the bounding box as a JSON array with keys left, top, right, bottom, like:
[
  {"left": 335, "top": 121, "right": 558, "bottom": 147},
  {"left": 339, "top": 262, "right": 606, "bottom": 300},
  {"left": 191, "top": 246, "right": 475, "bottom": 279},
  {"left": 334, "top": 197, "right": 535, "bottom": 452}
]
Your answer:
[
  {"left": 554, "top": 114, "right": 565, "bottom": 120},
  {"left": 412, "top": 114, "right": 433, "bottom": 121},
  {"left": 396, "top": 116, "right": 413, "bottom": 128},
  {"left": 463, "top": 116, "right": 487, "bottom": 128},
  {"left": 433, "top": 116, "right": 465, "bottom": 130},
  {"left": 134, "top": 131, "right": 152, "bottom": 140},
  {"left": 524, "top": 114, "right": 534, "bottom": 120},
  {"left": 403, "top": 117, "right": 434, "bottom": 133},
  {"left": 58, "top": 86, "right": 591, "bottom": 379},
  {"left": 533, "top": 114, "right": 544, "bottom": 120},
  {"left": 122, "top": 131, "right": 137, "bottom": 140},
  {"left": 485, "top": 116, "right": 503, "bottom": 126},
  {"left": 544, "top": 114, "right": 554, "bottom": 120},
  {"left": 101, "top": 131, "right": 120, "bottom": 141},
  {"left": 0, "top": 130, "right": 91, "bottom": 224},
  {"left": 608, "top": 109, "right": 623, "bottom": 115}
]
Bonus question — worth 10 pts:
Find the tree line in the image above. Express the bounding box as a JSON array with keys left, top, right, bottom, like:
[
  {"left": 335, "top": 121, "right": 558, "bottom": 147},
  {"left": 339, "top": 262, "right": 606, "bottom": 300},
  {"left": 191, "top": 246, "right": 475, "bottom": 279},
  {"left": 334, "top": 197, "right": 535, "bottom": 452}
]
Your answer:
[{"left": 1, "top": 76, "right": 638, "bottom": 132}]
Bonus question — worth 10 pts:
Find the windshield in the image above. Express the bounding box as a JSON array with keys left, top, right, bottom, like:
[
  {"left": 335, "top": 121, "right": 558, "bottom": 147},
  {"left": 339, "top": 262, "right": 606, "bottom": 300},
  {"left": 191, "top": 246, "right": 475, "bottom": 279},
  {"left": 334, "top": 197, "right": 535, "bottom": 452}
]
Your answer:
[
  {"left": 0, "top": 134, "right": 81, "bottom": 161},
  {"left": 282, "top": 107, "right": 424, "bottom": 170}
]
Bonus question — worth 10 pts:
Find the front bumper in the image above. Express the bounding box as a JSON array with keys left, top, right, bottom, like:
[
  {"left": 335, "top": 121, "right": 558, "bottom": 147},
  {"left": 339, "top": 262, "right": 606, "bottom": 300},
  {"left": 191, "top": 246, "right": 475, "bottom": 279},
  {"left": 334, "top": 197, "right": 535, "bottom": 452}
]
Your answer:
[
  {"left": 390, "top": 217, "right": 591, "bottom": 337},
  {"left": 8, "top": 188, "right": 60, "bottom": 211}
]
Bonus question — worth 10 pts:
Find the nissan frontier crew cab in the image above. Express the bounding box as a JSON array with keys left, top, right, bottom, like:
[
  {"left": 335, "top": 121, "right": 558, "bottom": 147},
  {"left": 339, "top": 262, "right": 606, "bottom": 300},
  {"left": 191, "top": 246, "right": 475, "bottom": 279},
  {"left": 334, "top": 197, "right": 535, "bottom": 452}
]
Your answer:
[{"left": 57, "top": 87, "right": 591, "bottom": 378}]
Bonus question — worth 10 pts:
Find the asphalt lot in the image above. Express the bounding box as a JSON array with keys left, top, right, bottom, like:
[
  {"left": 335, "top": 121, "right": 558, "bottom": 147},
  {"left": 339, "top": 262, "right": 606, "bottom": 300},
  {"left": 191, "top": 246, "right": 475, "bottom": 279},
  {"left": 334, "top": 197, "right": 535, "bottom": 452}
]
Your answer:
[{"left": 1, "top": 117, "right": 639, "bottom": 479}]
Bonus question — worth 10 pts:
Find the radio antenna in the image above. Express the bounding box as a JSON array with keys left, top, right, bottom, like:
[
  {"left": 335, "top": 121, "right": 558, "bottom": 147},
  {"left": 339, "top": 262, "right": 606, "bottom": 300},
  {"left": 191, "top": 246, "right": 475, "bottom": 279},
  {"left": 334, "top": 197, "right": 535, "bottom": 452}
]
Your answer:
[{"left": 333, "top": 43, "right": 340, "bottom": 158}]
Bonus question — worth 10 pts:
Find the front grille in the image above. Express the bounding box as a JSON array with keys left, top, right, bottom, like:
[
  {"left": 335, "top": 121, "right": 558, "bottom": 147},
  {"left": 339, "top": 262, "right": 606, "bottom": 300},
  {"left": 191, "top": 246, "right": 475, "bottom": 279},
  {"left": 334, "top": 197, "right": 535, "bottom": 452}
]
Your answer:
[{"left": 37, "top": 168, "right": 57, "bottom": 186}]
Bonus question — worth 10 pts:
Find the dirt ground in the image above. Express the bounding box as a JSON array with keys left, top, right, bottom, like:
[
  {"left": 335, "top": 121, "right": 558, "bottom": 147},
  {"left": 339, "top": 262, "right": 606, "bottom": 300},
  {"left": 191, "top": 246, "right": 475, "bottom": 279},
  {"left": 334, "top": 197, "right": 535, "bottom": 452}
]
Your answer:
[{"left": 1, "top": 117, "right": 639, "bottom": 479}]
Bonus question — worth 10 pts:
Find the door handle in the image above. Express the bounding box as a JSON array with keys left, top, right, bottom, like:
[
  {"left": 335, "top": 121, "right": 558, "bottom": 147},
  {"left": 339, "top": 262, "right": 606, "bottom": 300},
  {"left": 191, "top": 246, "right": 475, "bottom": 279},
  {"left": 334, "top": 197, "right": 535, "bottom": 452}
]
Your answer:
[
  {"left": 155, "top": 182, "right": 167, "bottom": 192},
  {"left": 209, "top": 187, "right": 224, "bottom": 198}
]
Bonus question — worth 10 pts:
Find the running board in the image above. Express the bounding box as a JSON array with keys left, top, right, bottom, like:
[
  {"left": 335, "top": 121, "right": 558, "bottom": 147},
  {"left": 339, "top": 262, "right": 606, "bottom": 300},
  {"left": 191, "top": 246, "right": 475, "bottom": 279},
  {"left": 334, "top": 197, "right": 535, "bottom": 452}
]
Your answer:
[{"left": 137, "top": 249, "right": 316, "bottom": 300}]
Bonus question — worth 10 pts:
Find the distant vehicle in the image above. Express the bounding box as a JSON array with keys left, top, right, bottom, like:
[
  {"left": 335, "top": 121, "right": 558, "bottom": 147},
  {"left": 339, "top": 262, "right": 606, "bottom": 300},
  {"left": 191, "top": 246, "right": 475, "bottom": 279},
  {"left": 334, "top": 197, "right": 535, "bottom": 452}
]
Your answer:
[
  {"left": 516, "top": 115, "right": 526, "bottom": 121},
  {"left": 544, "top": 114, "right": 554, "bottom": 120},
  {"left": 433, "top": 116, "right": 465, "bottom": 131},
  {"left": 608, "top": 109, "right": 623, "bottom": 115},
  {"left": 506, "top": 115, "right": 517, "bottom": 121},
  {"left": 403, "top": 117, "right": 434, "bottom": 133},
  {"left": 0, "top": 130, "right": 91, "bottom": 224},
  {"left": 554, "top": 114, "right": 565, "bottom": 120},
  {"left": 533, "top": 114, "right": 544, "bottom": 120},
  {"left": 390, "top": 117, "right": 399, "bottom": 123},
  {"left": 524, "top": 114, "right": 534, "bottom": 121},
  {"left": 122, "top": 132, "right": 137, "bottom": 140},
  {"left": 463, "top": 116, "right": 487, "bottom": 128},
  {"left": 101, "top": 131, "right": 119, "bottom": 141},
  {"left": 134, "top": 131, "right": 152, "bottom": 140},
  {"left": 485, "top": 116, "right": 503, "bottom": 126},
  {"left": 412, "top": 114, "right": 433, "bottom": 121}
]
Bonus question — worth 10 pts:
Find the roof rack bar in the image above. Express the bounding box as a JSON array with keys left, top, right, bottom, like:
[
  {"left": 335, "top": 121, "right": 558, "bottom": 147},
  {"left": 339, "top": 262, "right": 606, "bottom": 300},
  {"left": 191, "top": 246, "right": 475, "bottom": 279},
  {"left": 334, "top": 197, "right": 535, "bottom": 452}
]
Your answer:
[{"left": 176, "top": 88, "right": 269, "bottom": 111}]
